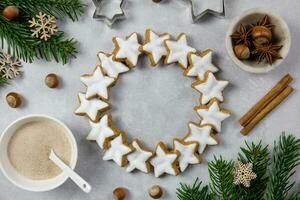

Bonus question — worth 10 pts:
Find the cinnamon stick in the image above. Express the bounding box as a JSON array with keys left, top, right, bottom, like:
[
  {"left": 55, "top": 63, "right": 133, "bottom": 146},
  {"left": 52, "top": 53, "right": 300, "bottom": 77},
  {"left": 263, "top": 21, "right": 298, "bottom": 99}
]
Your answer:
[
  {"left": 239, "top": 74, "right": 293, "bottom": 127},
  {"left": 240, "top": 86, "right": 294, "bottom": 135}
]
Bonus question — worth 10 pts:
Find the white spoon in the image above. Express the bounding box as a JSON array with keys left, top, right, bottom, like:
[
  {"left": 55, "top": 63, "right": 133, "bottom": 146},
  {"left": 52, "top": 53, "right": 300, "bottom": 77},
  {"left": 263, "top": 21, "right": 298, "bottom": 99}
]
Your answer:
[{"left": 49, "top": 149, "right": 92, "bottom": 193}]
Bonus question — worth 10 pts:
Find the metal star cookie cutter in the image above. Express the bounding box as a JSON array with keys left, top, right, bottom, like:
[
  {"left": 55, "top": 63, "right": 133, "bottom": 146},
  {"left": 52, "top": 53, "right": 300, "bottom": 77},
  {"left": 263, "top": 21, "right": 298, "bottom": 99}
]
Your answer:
[
  {"left": 185, "top": 0, "right": 225, "bottom": 22},
  {"left": 92, "top": 0, "right": 125, "bottom": 27}
]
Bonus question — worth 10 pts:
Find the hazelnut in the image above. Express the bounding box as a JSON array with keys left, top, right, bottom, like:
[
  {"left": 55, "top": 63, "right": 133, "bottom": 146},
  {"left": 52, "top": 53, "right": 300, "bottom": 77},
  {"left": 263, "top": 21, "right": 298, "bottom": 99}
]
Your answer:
[
  {"left": 113, "top": 187, "right": 126, "bottom": 200},
  {"left": 6, "top": 92, "right": 21, "bottom": 108},
  {"left": 234, "top": 44, "right": 250, "bottom": 60},
  {"left": 45, "top": 73, "right": 59, "bottom": 88},
  {"left": 251, "top": 26, "right": 272, "bottom": 45},
  {"left": 148, "top": 185, "right": 163, "bottom": 199},
  {"left": 2, "top": 6, "right": 19, "bottom": 21}
]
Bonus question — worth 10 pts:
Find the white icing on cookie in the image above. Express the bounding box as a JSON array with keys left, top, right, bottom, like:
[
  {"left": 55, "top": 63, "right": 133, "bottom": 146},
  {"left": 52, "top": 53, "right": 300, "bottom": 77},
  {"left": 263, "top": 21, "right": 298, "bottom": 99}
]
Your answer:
[
  {"left": 126, "top": 140, "right": 153, "bottom": 173},
  {"left": 103, "top": 133, "right": 132, "bottom": 167},
  {"left": 75, "top": 93, "right": 111, "bottom": 122},
  {"left": 192, "top": 72, "right": 229, "bottom": 104},
  {"left": 97, "top": 52, "right": 129, "bottom": 78},
  {"left": 81, "top": 66, "right": 115, "bottom": 99},
  {"left": 195, "top": 100, "right": 230, "bottom": 132},
  {"left": 184, "top": 122, "right": 218, "bottom": 154},
  {"left": 185, "top": 51, "right": 219, "bottom": 80},
  {"left": 86, "top": 114, "right": 115, "bottom": 149},
  {"left": 142, "top": 29, "right": 170, "bottom": 66},
  {"left": 150, "top": 142, "right": 179, "bottom": 177},
  {"left": 165, "top": 33, "right": 196, "bottom": 69},
  {"left": 173, "top": 139, "right": 201, "bottom": 172},
  {"left": 113, "top": 33, "right": 141, "bottom": 67}
]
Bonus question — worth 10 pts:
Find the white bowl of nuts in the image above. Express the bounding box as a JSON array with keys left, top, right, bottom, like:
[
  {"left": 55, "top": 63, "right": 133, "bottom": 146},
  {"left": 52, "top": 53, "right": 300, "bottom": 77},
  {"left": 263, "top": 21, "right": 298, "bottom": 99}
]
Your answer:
[{"left": 226, "top": 8, "right": 291, "bottom": 73}]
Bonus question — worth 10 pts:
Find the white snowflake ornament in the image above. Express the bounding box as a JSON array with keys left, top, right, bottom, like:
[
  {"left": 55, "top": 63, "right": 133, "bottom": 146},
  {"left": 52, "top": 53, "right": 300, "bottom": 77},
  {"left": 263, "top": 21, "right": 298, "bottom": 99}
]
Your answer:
[
  {"left": 0, "top": 53, "right": 22, "bottom": 79},
  {"left": 234, "top": 161, "right": 257, "bottom": 187},
  {"left": 29, "top": 12, "right": 58, "bottom": 41}
]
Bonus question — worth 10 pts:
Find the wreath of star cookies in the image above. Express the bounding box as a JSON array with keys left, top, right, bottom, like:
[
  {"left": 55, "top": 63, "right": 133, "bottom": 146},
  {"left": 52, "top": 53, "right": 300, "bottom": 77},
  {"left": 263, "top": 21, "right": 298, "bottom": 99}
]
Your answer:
[{"left": 75, "top": 29, "right": 230, "bottom": 177}]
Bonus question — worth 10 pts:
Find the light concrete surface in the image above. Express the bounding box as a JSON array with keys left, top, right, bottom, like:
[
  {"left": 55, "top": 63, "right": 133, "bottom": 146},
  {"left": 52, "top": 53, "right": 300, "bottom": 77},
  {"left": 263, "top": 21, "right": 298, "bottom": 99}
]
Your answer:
[{"left": 0, "top": 0, "right": 299, "bottom": 199}]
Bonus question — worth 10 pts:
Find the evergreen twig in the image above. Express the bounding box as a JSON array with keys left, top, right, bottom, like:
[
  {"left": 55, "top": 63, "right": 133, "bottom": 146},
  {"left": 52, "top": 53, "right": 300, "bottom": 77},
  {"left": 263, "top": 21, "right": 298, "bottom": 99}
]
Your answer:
[
  {"left": 0, "top": 0, "right": 84, "bottom": 64},
  {"left": 265, "top": 134, "right": 300, "bottom": 200},
  {"left": 176, "top": 178, "right": 212, "bottom": 200},
  {"left": 208, "top": 157, "right": 237, "bottom": 200},
  {"left": 237, "top": 141, "right": 270, "bottom": 200}
]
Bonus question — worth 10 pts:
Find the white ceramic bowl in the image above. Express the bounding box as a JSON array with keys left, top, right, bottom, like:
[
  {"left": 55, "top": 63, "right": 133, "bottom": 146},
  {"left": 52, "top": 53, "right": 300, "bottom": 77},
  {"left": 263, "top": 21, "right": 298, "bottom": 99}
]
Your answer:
[
  {"left": 225, "top": 8, "right": 291, "bottom": 73},
  {"left": 0, "top": 115, "right": 78, "bottom": 192}
]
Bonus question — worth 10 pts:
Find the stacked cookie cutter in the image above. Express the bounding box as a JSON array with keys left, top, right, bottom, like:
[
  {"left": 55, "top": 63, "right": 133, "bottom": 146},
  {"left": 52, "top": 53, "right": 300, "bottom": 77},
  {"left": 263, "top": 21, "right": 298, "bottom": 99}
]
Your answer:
[
  {"left": 92, "top": 0, "right": 125, "bottom": 27},
  {"left": 92, "top": 0, "right": 226, "bottom": 27},
  {"left": 184, "top": 0, "right": 226, "bottom": 22}
]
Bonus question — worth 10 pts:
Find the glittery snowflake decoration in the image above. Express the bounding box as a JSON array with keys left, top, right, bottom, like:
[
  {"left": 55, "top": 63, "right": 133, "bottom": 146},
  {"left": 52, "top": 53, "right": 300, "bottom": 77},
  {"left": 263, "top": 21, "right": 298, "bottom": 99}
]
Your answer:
[
  {"left": 233, "top": 161, "right": 257, "bottom": 187},
  {"left": 0, "top": 53, "right": 22, "bottom": 79},
  {"left": 29, "top": 12, "right": 58, "bottom": 41}
]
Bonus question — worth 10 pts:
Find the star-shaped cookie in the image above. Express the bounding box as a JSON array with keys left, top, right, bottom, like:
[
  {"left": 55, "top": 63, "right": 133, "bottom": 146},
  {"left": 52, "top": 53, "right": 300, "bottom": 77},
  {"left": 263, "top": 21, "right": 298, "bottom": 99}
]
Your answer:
[
  {"left": 150, "top": 142, "right": 180, "bottom": 177},
  {"left": 192, "top": 72, "right": 229, "bottom": 104},
  {"left": 103, "top": 132, "right": 133, "bottom": 167},
  {"left": 164, "top": 33, "right": 196, "bottom": 69},
  {"left": 194, "top": 99, "right": 230, "bottom": 132},
  {"left": 86, "top": 114, "right": 116, "bottom": 150},
  {"left": 75, "top": 93, "right": 111, "bottom": 122},
  {"left": 81, "top": 66, "right": 115, "bottom": 99},
  {"left": 97, "top": 52, "right": 130, "bottom": 78},
  {"left": 185, "top": 50, "right": 219, "bottom": 80},
  {"left": 141, "top": 29, "right": 170, "bottom": 66},
  {"left": 112, "top": 32, "right": 142, "bottom": 68},
  {"left": 173, "top": 139, "right": 201, "bottom": 172},
  {"left": 184, "top": 122, "right": 219, "bottom": 154},
  {"left": 126, "top": 139, "right": 153, "bottom": 173}
]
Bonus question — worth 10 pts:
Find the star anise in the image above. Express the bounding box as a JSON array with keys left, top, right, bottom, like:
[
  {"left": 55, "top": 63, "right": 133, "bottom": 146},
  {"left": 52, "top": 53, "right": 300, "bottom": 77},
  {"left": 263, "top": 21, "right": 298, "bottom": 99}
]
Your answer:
[
  {"left": 251, "top": 15, "right": 273, "bottom": 29},
  {"left": 231, "top": 24, "right": 252, "bottom": 47},
  {"left": 252, "top": 42, "right": 283, "bottom": 64}
]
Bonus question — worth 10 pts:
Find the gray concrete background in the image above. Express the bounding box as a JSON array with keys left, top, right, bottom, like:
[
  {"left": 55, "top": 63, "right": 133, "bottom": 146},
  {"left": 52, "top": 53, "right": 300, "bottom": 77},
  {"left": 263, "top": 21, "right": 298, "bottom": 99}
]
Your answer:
[{"left": 0, "top": 0, "right": 299, "bottom": 199}]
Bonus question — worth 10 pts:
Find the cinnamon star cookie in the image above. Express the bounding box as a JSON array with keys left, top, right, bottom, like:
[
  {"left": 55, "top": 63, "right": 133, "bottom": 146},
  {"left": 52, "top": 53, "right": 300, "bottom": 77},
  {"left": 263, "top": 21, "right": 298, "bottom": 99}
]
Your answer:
[
  {"left": 150, "top": 142, "right": 180, "bottom": 177},
  {"left": 184, "top": 122, "right": 219, "bottom": 154},
  {"left": 75, "top": 93, "right": 111, "bottom": 122},
  {"left": 173, "top": 139, "right": 201, "bottom": 172},
  {"left": 194, "top": 99, "right": 230, "bottom": 132},
  {"left": 103, "top": 132, "right": 133, "bottom": 167},
  {"left": 192, "top": 72, "right": 229, "bottom": 105},
  {"left": 164, "top": 33, "right": 196, "bottom": 69},
  {"left": 112, "top": 32, "right": 142, "bottom": 68},
  {"left": 141, "top": 29, "right": 170, "bottom": 66}
]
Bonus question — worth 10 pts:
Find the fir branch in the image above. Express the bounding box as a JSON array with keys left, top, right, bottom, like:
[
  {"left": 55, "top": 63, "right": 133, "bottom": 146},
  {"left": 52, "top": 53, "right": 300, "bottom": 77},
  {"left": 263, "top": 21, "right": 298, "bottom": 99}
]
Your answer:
[
  {"left": 176, "top": 178, "right": 212, "bottom": 200},
  {"left": 0, "top": 0, "right": 83, "bottom": 64},
  {"left": 35, "top": 32, "right": 77, "bottom": 64},
  {"left": 265, "top": 134, "right": 300, "bottom": 200},
  {"left": 237, "top": 141, "right": 270, "bottom": 200},
  {"left": 209, "top": 156, "right": 238, "bottom": 200},
  {"left": 0, "top": 0, "right": 84, "bottom": 21}
]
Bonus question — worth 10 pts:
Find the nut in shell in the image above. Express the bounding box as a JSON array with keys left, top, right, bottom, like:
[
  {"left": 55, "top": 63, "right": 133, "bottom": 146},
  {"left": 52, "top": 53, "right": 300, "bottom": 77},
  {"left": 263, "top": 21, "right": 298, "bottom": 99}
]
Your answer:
[
  {"left": 234, "top": 44, "right": 250, "bottom": 60},
  {"left": 251, "top": 26, "right": 272, "bottom": 44},
  {"left": 6, "top": 92, "right": 21, "bottom": 108},
  {"left": 2, "top": 6, "right": 19, "bottom": 21},
  {"left": 149, "top": 185, "right": 163, "bottom": 199},
  {"left": 113, "top": 187, "right": 126, "bottom": 200},
  {"left": 45, "top": 73, "right": 59, "bottom": 88}
]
